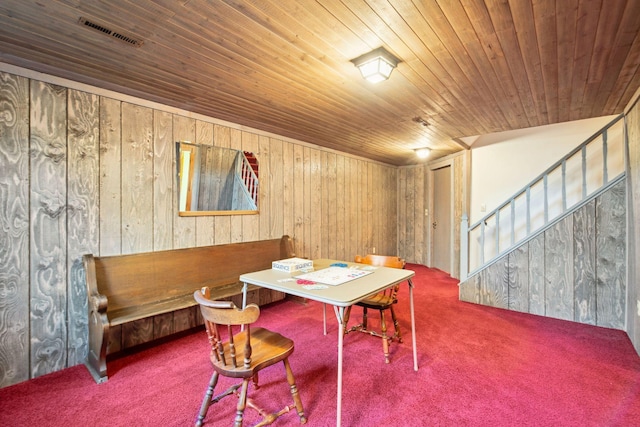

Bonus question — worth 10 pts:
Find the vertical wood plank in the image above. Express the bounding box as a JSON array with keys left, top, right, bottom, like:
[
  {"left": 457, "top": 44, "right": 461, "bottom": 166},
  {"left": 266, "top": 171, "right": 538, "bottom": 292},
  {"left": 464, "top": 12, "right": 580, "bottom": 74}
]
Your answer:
[
  {"left": 359, "top": 159, "right": 367, "bottom": 256},
  {"left": 414, "top": 165, "right": 425, "bottom": 262},
  {"left": 293, "top": 144, "right": 305, "bottom": 255},
  {"left": 213, "top": 125, "right": 232, "bottom": 244},
  {"left": 364, "top": 161, "right": 373, "bottom": 253},
  {"left": 282, "top": 140, "right": 294, "bottom": 238},
  {"left": 459, "top": 273, "right": 482, "bottom": 304},
  {"left": 66, "top": 89, "right": 99, "bottom": 366},
  {"left": 229, "top": 128, "right": 243, "bottom": 242},
  {"left": 153, "top": 110, "right": 174, "bottom": 250},
  {"left": 121, "top": 103, "right": 154, "bottom": 254},
  {"left": 480, "top": 257, "right": 509, "bottom": 308},
  {"left": 0, "top": 72, "right": 30, "bottom": 386},
  {"left": 508, "top": 245, "right": 529, "bottom": 312},
  {"left": 404, "top": 168, "right": 416, "bottom": 262},
  {"left": 326, "top": 152, "right": 337, "bottom": 259},
  {"left": 348, "top": 157, "right": 358, "bottom": 259},
  {"left": 335, "top": 154, "right": 346, "bottom": 260},
  {"left": 481, "top": 256, "right": 509, "bottom": 309},
  {"left": 309, "top": 148, "right": 322, "bottom": 258},
  {"left": 172, "top": 115, "right": 196, "bottom": 248},
  {"left": 545, "top": 216, "right": 574, "bottom": 320},
  {"left": 195, "top": 120, "right": 214, "bottom": 246},
  {"left": 397, "top": 168, "right": 407, "bottom": 260},
  {"left": 596, "top": 180, "right": 626, "bottom": 328},
  {"left": 528, "top": 233, "right": 545, "bottom": 315},
  {"left": 30, "top": 80, "right": 67, "bottom": 377},
  {"left": 99, "top": 97, "right": 122, "bottom": 256},
  {"left": 374, "top": 164, "right": 384, "bottom": 255},
  {"left": 269, "top": 137, "right": 285, "bottom": 239},
  {"left": 242, "top": 132, "right": 260, "bottom": 241},
  {"left": 573, "top": 200, "right": 596, "bottom": 324},
  {"left": 389, "top": 167, "right": 399, "bottom": 256},
  {"left": 258, "top": 134, "right": 271, "bottom": 239},
  {"left": 321, "top": 152, "right": 330, "bottom": 256},
  {"left": 373, "top": 164, "right": 382, "bottom": 254},
  {"left": 626, "top": 96, "right": 640, "bottom": 353}
]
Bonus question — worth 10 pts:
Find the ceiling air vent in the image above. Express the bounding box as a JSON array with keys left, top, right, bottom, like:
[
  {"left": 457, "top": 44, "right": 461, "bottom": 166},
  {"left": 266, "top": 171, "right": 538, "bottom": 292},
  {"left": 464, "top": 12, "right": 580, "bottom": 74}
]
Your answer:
[{"left": 78, "top": 17, "right": 143, "bottom": 47}]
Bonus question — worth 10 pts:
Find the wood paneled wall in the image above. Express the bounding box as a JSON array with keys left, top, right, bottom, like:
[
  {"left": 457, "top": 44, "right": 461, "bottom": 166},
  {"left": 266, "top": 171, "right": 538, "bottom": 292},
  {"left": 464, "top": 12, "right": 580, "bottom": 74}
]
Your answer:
[
  {"left": 397, "top": 153, "right": 465, "bottom": 279},
  {"left": 0, "top": 71, "right": 398, "bottom": 388},
  {"left": 627, "top": 94, "right": 640, "bottom": 354},
  {"left": 459, "top": 179, "right": 626, "bottom": 329}
]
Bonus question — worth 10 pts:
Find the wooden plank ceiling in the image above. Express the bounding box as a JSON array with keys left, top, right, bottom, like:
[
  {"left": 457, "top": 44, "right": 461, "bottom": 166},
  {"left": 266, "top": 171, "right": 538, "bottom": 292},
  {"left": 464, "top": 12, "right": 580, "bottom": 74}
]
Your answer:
[{"left": 0, "top": 0, "right": 639, "bottom": 166}]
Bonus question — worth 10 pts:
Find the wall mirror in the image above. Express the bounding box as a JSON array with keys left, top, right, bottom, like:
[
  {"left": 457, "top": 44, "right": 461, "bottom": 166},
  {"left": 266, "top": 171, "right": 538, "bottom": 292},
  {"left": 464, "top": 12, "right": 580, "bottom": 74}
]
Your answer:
[{"left": 176, "top": 141, "right": 259, "bottom": 216}]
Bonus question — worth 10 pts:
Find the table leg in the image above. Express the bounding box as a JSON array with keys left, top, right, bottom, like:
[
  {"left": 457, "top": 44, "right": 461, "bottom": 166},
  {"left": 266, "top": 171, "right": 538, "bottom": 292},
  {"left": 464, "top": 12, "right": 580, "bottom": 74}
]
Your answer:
[
  {"left": 241, "top": 282, "right": 248, "bottom": 308},
  {"left": 409, "top": 278, "right": 418, "bottom": 371},
  {"left": 241, "top": 282, "right": 248, "bottom": 331},
  {"left": 333, "top": 306, "right": 345, "bottom": 427}
]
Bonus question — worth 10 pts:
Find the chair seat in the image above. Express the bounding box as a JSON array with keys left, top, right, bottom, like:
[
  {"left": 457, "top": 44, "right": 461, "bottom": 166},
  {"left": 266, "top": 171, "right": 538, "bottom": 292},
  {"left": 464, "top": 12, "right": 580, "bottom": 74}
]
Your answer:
[
  {"left": 346, "top": 254, "right": 406, "bottom": 364},
  {"left": 211, "top": 327, "right": 295, "bottom": 379},
  {"left": 357, "top": 293, "right": 396, "bottom": 309}
]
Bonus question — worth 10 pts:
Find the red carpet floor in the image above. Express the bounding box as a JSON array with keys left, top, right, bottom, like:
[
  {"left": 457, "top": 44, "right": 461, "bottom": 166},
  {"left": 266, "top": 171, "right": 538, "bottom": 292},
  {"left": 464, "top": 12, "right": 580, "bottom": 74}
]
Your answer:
[{"left": 1, "top": 265, "right": 639, "bottom": 426}]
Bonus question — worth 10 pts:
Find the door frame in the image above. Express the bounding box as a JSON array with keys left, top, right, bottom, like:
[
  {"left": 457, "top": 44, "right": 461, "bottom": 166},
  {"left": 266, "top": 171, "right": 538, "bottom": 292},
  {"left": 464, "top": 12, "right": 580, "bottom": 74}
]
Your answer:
[
  {"left": 426, "top": 151, "right": 469, "bottom": 278},
  {"left": 427, "top": 159, "right": 454, "bottom": 273}
]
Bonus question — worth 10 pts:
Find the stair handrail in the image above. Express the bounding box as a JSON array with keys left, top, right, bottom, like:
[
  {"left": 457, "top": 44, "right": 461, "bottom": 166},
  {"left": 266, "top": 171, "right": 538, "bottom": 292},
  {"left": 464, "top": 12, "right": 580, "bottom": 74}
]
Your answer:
[{"left": 461, "top": 114, "right": 625, "bottom": 281}]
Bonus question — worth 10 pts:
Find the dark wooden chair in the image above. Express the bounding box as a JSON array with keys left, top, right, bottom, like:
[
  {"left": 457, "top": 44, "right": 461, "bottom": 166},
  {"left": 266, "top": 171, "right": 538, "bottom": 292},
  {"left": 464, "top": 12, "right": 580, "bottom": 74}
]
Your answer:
[
  {"left": 344, "top": 254, "right": 406, "bottom": 363},
  {"left": 194, "top": 287, "right": 306, "bottom": 427}
]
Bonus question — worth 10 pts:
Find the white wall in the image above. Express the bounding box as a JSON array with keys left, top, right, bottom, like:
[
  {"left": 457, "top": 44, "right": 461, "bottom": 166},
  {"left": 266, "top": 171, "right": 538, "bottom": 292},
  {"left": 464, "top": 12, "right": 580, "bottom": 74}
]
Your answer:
[{"left": 469, "top": 115, "right": 619, "bottom": 223}]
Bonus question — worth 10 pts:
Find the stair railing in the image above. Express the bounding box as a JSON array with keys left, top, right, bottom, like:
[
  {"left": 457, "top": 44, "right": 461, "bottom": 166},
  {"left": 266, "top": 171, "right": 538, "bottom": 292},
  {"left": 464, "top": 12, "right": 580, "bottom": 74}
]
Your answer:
[
  {"left": 235, "top": 152, "right": 258, "bottom": 208},
  {"left": 460, "top": 115, "right": 626, "bottom": 281}
]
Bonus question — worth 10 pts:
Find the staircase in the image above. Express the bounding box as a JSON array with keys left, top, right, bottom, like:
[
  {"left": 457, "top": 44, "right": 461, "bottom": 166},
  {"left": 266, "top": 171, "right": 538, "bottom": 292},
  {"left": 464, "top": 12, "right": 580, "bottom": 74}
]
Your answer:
[
  {"left": 458, "top": 115, "right": 627, "bottom": 330},
  {"left": 244, "top": 151, "right": 259, "bottom": 178},
  {"left": 235, "top": 151, "right": 259, "bottom": 209}
]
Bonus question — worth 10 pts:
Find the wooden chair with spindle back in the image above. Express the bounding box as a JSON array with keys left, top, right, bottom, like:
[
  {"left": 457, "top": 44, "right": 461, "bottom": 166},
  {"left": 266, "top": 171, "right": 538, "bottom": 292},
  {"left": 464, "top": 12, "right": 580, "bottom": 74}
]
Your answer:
[
  {"left": 343, "top": 254, "right": 406, "bottom": 363},
  {"left": 193, "top": 287, "right": 306, "bottom": 427}
]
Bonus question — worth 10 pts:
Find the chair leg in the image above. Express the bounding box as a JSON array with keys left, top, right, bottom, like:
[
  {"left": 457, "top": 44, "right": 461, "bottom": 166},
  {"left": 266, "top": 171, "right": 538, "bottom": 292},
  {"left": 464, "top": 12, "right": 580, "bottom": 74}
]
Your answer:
[
  {"left": 196, "top": 372, "right": 219, "bottom": 427},
  {"left": 343, "top": 306, "right": 352, "bottom": 335},
  {"left": 234, "top": 379, "right": 250, "bottom": 427},
  {"left": 283, "top": 358, "right": 307, "bottom": 424},
  {"left": 390, "top": 305, "right": 403, "bottom": 343},
  {"left": 379, "top": 309, "right": 390, "bottom": 364},
  {"left": 362, "top": 307, "right": 369, "bottom": 331}
]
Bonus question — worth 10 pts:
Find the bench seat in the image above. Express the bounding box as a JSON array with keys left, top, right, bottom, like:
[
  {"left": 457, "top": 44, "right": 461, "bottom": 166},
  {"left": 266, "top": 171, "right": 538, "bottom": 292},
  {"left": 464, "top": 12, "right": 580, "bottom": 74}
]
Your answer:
[
  {"left": 106, "top": 282, "right": 261, "bottom": 325},
  {"left": 84, "top": 236, "right": 295, "bottom": 383}
]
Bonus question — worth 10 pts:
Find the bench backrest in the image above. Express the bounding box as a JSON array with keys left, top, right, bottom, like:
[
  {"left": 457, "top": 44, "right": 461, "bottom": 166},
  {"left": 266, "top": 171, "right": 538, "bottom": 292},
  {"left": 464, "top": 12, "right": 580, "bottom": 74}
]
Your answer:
[{"left": 85, "top": 236, "right": 294, "bottom": 313}]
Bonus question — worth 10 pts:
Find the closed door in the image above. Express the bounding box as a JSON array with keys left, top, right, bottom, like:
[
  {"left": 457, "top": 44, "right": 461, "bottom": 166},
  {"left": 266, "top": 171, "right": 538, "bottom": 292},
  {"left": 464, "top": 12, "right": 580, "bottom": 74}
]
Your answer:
[{"left": 432, "top": 165, "right": 452, "bottom": 273}]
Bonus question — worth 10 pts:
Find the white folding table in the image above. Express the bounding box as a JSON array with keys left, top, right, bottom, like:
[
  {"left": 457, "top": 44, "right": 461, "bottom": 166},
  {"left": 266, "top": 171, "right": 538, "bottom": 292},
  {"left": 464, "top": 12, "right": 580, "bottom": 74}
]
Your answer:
[{"left": 239, "top": 258, "right": 417, "bottom": 427}]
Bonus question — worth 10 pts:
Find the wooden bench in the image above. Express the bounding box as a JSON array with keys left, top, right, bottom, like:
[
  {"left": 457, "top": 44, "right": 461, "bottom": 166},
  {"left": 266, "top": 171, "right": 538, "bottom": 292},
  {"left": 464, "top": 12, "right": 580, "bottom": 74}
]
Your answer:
[{"left": 83, "top": 235, "right": 295, "bottom": 383}]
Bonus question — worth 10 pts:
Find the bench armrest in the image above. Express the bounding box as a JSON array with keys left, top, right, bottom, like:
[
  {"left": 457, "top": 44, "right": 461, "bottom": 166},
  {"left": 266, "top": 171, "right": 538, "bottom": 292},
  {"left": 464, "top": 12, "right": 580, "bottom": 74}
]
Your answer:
[
  {"left": 281, "top": 235, "right": 295, "bottom": 258},
  {"left": 83, "top": 254, "right": 109, "bottom": 383}
]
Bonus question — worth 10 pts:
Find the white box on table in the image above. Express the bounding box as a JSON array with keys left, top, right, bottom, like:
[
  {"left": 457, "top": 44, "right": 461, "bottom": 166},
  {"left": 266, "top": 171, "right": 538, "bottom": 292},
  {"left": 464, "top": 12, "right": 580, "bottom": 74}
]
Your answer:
[{"left": 272, "top": 257, "right": 313, "bottom": 273}]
